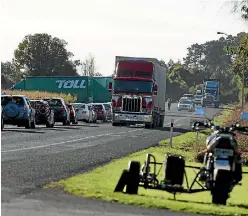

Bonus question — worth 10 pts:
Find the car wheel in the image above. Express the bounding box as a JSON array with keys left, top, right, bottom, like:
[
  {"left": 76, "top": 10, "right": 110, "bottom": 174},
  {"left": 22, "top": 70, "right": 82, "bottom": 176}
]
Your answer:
[
  {"left": 25, "top": 117, "right": 31, "bottom": 129},
  {"left": 1, "top": 117, "right": 4, "bottom": 131},
  {"left": 31, "top": 117, "right": 36, "bottom": 129}
]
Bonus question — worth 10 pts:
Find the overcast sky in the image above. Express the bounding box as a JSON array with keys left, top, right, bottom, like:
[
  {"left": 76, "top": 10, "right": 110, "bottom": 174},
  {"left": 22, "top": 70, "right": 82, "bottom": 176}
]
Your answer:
[{"left": 1, "top": 0, "right": 247, "bottom": 76}]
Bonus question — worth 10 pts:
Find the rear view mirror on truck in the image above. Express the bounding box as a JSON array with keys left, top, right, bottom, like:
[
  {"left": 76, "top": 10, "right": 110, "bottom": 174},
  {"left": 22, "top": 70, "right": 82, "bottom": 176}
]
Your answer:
[
  {"left": 153, "top": 84, "right": 158, "bottom": 95},
  {"left": 108, "top": 82, "right": 112, "bottom": 92}
]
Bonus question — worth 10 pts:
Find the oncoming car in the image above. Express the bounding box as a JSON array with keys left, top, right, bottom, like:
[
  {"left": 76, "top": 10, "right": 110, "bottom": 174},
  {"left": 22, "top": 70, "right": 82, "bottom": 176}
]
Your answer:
[{"left": 178, "top": 100, "right": 194, "bottom": 112}]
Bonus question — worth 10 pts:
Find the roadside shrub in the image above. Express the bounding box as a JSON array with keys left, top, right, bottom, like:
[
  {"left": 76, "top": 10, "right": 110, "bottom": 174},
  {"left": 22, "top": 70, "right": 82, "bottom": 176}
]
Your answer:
[{"left": 1, "top": 89, "right": 77, "bottom": 103}]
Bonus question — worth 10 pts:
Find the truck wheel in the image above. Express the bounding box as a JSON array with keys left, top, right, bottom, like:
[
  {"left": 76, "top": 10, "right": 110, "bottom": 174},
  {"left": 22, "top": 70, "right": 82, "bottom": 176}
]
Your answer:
[
  {"left": 145, "top": 123, "right": 152, "bottom": 129},
  {"left": 126, "top": 161, "right": 140, "bottom": 194},
  {"left": 212, "top": 170, "right": 231, "bottom": 205}
]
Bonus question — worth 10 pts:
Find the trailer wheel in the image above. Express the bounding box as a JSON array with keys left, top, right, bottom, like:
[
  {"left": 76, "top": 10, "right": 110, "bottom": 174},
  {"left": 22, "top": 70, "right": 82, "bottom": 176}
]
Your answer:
[
  {"left": 114, "top": 169, "right": 128, "bottom": 192},
  {"left": 159, "top": 115, "right": 164, "bottom": 127},
  {"left": 145, "top": 123, "right": 152, "bottom": 129},
  {"left": 212, "top": 170, "right": 231, "bottom": 205},
  {"left": 112, "top": 122, "right": 120, "bottom": 126},
  {"left": 126, "top": 161, "right": 140, "bottom": 194}
]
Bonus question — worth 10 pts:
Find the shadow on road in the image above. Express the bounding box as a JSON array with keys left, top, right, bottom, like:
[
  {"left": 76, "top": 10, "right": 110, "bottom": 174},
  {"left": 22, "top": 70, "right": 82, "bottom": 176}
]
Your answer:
[{"left": 2, "top": 129, "right": 45, "bottom": 134}]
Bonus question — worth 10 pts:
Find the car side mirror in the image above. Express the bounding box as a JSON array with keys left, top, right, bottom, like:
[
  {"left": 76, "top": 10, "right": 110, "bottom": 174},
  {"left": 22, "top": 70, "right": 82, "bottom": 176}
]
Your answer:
[{"left": 153, "top": 84, "right": 158, "bottom": 95}]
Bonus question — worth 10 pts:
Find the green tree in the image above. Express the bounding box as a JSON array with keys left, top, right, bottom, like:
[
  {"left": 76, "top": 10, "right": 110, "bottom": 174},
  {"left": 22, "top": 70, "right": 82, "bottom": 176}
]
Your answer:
[
  {"left": 1, "top": 61, "right": 22, "bottom": 88},
  {"left": 81, "top": 54, "right": 102, "bottom": 76},
  {"left": 228, "top": 0, "right": 248, "bottom": 20},
  {"left": 14, "top": 33, "right": 79, "bottom": 76}
]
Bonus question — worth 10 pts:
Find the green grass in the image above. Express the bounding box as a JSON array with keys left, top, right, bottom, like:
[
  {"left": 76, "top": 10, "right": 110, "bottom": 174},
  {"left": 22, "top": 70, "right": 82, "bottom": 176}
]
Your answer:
[{"left": 45, "top": 132, "right": 248, "bottom": 216}]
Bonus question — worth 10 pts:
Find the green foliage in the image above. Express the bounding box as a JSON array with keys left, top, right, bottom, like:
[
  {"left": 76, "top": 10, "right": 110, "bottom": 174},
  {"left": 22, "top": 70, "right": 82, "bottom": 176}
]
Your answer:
[
  {"left": 14, "top": 33, "right": 80, "bottom": 77},
  {"left": 1, "top": 61, "right": 23, "bottom": 88},
  {"left": 166, "top": 33, "right": 245, "bottom": 102}
]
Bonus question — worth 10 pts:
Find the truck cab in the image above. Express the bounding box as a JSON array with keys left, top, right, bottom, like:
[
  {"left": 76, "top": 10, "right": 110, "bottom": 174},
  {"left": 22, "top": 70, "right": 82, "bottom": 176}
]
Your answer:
[{"left": 108, "top": 56, "right": 166, "bottom": 128}]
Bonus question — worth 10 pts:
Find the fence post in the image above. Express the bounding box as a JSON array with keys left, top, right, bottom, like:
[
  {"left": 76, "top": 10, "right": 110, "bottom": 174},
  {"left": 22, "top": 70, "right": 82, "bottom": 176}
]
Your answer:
[
  {"left": 195, "top": 123, "right": 199, "bottom": 148},
  {"left": 169, "top": 119, "right": 174, "bottom": 148}
]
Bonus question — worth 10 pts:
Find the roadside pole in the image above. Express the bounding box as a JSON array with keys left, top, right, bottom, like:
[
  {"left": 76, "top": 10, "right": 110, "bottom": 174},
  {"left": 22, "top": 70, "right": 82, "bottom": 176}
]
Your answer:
[
  {"left": 169, "top": 119, "right": 174, "bottom": 148},
  {"left": 195, "top": 123, "right": 199, "bottom": 148}
]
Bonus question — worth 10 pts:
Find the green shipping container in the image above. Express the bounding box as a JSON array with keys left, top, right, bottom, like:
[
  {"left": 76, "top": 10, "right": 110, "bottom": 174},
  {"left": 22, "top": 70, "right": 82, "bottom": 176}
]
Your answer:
[{"left": 11, "top": 76, "right": 112, "bottom": 103}]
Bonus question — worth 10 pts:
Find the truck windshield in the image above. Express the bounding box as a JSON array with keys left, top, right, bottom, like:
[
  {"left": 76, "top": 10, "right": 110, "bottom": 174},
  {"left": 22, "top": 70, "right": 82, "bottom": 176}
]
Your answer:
[{"left": 113, "top": 80, "right": 153, "bottom": 93}]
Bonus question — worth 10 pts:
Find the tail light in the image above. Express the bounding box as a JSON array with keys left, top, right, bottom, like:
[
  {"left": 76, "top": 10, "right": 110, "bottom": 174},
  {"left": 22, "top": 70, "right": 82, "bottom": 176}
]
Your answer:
[
  {"left": 23, "top": 105, "right": 28, "bottom": 110},
  {"left": 70, "top": 109, "right": 74, "bottom": 114},
  {"left": 236, "top": 152, "right": 242, "bottom": 156}
]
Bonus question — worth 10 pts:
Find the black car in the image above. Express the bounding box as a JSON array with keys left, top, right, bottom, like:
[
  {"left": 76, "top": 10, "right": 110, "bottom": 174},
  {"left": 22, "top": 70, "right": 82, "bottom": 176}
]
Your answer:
[
  {"left": 67, "top": 104, "right": 78, "bottom": 124},
  {"left": 30, "top": 99, "right": 55, "bottom": 128},
  {"left": 43, "top": 98, "right": 70, "bottom": 125}
]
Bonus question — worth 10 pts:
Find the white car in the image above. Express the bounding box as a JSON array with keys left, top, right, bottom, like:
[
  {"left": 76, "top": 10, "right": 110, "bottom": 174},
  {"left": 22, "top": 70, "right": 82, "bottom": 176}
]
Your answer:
[
  {"left": 71, "top": 103, "right": 94, "bottom": 123},
  {"left": 178, "top": 100, "right": 194, "bottom": 112}
]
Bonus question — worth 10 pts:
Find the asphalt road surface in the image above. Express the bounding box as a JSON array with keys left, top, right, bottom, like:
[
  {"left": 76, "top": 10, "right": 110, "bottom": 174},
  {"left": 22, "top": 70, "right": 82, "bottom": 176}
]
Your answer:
[{"left": 1, "top": 104, "right": 220, "bottom": 216}]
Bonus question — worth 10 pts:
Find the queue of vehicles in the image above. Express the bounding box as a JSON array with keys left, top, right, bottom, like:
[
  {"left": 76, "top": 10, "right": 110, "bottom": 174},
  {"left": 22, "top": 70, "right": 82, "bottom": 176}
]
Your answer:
[
  {"left": 178, "top": 79, "right": 221, "bottom": 111},
  {"left": 1, "top": 94, "right": 112, "bottom": 130}
]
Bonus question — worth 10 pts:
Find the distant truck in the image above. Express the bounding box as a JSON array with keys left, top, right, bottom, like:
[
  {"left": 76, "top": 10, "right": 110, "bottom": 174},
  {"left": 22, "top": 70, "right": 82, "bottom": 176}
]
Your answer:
[
  {"left": 201, "top": 79, "right": 220, "bottom": 108},
  {"left": 10, "top": 76, "right": 112, "bottom": 103},
  {"left": 108, "top": 56, "right": 167, "bottom": 128}
]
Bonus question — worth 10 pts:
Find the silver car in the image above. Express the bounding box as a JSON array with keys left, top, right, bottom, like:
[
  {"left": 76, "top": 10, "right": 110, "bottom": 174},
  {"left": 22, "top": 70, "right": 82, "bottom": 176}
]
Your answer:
[{"left": 178, "top": 100, "right": 194, "bottom": 111}]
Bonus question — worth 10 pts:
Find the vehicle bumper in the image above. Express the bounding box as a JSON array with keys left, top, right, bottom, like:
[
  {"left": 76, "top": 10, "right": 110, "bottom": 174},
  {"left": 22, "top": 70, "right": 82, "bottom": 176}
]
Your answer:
[
  {"left": 36, "top": 115, "right": 49, "bottom": 124},
  {"left": 112, "top": 113, "right": 152, "bottom": 124},
  {"left": 3, "top": 117, "right": 29, "bottom": 125},
  {"left": 54, "top": 115, "right": 67, "bottom": 122}
]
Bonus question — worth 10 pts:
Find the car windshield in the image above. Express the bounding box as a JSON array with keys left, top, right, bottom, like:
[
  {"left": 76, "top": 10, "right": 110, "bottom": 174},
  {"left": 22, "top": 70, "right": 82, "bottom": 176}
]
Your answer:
[
  {"left": 1, "top": 96, "right": 25, "bottom": 106},
  {"left": 93, "top": 105, "right": 103, "bottom": 110},
  {"left": 72, "top": 104, "right": 86, "bottom": 109},
  {"left": 103, "top": 104, "right": 111, "bottom": 109},
  {"left": 43, "top": 99, "right": 63, "bottom": 106},
  {"left": 183, "top": 94, "right": 192, "bottom": 98},
  {"left": 180, "top": 100, "right": 192, "bottom": 105},
  {"left": 113, "top": 80, "right": 153, "bottom": 93}
]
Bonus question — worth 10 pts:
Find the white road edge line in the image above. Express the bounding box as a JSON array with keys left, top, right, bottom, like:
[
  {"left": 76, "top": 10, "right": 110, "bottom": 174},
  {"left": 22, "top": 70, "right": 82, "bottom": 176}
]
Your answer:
[{"left": 1, "top": 113, "right": 194, "bottom": 153}]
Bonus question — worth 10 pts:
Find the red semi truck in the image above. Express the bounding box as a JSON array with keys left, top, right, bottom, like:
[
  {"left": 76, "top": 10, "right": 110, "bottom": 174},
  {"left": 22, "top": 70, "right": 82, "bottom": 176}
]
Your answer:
[{"left": 108, "top": 56, "right": 167, "bottom": 128}]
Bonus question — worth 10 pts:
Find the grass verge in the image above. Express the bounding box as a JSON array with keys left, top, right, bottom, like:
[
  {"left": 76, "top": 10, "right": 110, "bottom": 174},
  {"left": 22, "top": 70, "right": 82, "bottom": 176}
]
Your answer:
[
  {"left": 45, "top": 132, "right": 248, "bottom": 215},
  {"left": 1, "top": 89, "right": 77, "bottom": 103}
]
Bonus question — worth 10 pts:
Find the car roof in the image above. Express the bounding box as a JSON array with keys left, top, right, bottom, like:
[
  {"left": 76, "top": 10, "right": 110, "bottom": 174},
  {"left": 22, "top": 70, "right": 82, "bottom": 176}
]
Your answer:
[{"left": 1, "top": 94, "right": 27, "bottom": 97}]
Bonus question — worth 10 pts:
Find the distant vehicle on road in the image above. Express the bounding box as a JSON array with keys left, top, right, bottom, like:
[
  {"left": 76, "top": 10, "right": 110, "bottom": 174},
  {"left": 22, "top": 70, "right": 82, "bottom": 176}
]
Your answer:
[
  {"left": 71, "top": 103, "right": 94, "bottom": 123},
  {"left": 178, "top": 99, "right": 194, "bottom": 111},
  {"left": 1, "top": 95, "right": 36, "bottom": 129},
  {"left": 30, "top": 99, "right": 55, "bottom": 128},
  {"left": 67, "top": 104, "right": 78, "bottom": 124},
  {"left": 43, "top": 97, "right": 70, "bottom": 125},
  {"left": 194, "top": 94, "right": 203, "bottom": 106},
  {"left": 183, "top": 93, "right": 194, "bottom": 101},
  {"left": 91, "top": 103, "right": 108, "bottom": 122}
]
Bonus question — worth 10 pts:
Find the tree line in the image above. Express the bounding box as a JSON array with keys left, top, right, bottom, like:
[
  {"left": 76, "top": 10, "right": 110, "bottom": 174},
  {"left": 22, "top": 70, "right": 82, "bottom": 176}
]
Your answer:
[
  {"left": 1, "top": 33, "right": 102, "bottom": 89},
  {"left": 163, "top": 32, "right": 247, "bottom": 103}
]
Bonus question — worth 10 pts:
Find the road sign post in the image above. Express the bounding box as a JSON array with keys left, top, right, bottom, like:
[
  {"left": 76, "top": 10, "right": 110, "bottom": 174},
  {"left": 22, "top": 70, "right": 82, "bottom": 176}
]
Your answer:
[{"left": 169, "top": 119, "right": 174, "bottom": 148}]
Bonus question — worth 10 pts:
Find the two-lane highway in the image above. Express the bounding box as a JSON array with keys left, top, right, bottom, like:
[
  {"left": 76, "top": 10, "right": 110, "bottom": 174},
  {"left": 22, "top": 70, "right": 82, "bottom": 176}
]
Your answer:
[{"left": 1, "top": 104, "right": 220, "bottom": 216}]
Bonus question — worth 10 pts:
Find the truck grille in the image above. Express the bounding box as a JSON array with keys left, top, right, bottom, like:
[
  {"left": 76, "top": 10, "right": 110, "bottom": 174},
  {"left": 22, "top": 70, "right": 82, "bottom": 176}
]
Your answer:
[{"left": 122, "top": 97, "right": 141, "bottom": 112}]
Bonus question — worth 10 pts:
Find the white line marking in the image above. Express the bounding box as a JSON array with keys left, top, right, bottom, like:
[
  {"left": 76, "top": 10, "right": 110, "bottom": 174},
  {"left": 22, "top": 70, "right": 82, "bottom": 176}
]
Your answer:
[
  {"left": 1, "top": 129, "right": 142, "bottom": 153},
  {"left": 1, "top": 113, "right": 194, "bottom": 153}
]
